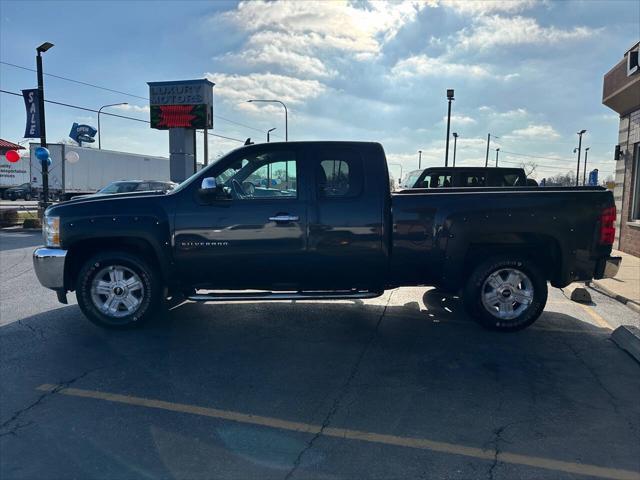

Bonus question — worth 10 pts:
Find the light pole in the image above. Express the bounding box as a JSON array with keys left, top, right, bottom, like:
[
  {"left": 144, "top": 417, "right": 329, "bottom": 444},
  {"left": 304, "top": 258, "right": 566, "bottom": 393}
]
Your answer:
[
  {"left": 583, "top": 147, "right": 590, "bottom": 185},
  {"left": 495, "top": 147, "right": 500, "bottom": 167},
  {"left": 98, "top": 103, "right": 128, "bottom": 149},
  {"left": 267, "top": 128, "right": 276, "bottom": 143},
  {"left": 445, "top": 89, "right": 454, "bottom": 166},
  {"left": 36, "top": 42, "right": 53, "bottom": 208},
  {"left": 576, "top": 129, "right": 586, "bottom": 186},
  {"left": 452, "top": 132, "right": 458, "bottom": 167},
  {"left": 418, "top": 150, "right": 422, "bottom": 169},
  {"left": 247, "top": 99, "right": 288, "bottom": 141}
]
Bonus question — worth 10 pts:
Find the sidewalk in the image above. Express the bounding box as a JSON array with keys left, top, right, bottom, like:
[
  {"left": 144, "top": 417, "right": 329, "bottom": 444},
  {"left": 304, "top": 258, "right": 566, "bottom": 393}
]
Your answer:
[{"left": 593, "top": 249, "right": 640, "bottom": 312}]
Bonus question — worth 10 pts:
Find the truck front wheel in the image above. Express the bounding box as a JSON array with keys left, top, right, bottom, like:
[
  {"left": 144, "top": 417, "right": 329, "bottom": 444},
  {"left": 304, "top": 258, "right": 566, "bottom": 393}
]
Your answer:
[
  {"left": 76, "top": 251, "right": 160, "bottom": 329},
  {"left": 463, "top": 256, "right": 547, "bottom": 332}
]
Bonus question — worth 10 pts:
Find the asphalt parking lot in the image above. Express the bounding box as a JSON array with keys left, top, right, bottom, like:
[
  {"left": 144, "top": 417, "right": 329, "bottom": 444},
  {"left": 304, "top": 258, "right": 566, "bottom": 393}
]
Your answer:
[{"left": 1, "top": 231, "right": 639, "bottom": 480}]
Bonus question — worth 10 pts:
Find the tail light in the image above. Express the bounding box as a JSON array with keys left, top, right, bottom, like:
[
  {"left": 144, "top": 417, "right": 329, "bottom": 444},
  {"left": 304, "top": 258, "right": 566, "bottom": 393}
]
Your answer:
[{"left": 599, "top": 206, "right": 616, "bottom": 245}]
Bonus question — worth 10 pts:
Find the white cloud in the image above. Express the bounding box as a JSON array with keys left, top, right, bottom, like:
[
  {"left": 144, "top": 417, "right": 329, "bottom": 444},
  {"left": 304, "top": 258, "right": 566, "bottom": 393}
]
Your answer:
[
  {"left": 443, "top": 0, "right": 538, "bottom": 15},
  {"left": 505, "top": 124, "right": 560, "bottom": 140},
  {"left": 458, "top": 15, "right": 598, "bottom": 51},
  {"left": 217, "top": 1, "right": 433, "bottom": 78},
  {"left": 389, "top": 53, "right": 517, "bottom": 81},
  {"left": 114, "top": 104, "right": 150, "bottom": 113},
  {"left": 205, "top": 72, "right": 327, "bottom": 108},
  {"left": 443, "top": 114, "right": 476, "bottom": 125},
  {"left": 479, "top": 106, "right": 529, "bottom": 119}
]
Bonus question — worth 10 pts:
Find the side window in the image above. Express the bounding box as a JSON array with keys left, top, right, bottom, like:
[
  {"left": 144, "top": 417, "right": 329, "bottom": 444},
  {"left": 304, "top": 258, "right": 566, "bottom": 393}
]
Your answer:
[
  {"left": 318, "top": 149, "right": 363, "bottom": 198},
  {"left": 135, "top": 182, "right": 151, "bottom": 191},
  {"left": 463, "top": 173, "right": 486, "bottom": 187},
  {"left": 427, "top": 174, "right": 452, "bottom": 188},
  {"left": 214, "top": 151, "right": 297, "bottom": 200}
]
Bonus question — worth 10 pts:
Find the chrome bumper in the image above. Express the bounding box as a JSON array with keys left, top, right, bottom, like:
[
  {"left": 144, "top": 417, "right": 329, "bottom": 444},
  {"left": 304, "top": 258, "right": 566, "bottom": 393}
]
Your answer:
[
  {"left": 33, "top": 248, "right": 68, "bottom": 289},
  {"left": 601, "top": 256, "right": 622, "bottom": 279}
]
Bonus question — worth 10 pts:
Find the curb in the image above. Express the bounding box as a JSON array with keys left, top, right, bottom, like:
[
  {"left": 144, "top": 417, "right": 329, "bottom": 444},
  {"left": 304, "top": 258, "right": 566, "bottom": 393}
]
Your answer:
[
  {"left": 611, "top": 325, "right": 640, "bottom": 364},
  {"left": 590, "top": 280, "right": 640, "bottom": 314}
]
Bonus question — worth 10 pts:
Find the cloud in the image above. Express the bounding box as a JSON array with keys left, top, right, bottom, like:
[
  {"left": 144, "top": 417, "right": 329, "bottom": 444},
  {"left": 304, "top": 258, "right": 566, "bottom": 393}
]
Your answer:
[
  {"left": 443, "top": 114, "right": 476, "bottom": 125},
  {"left": 479, "top": 106, "right": 529, "bottom": 119},
  {"left": 457, "top": 15, "right": 598, "bottom": 51},
  {"left": 216, "top": 1, "right": 432, "bottom": 78},
  {"left": 114, "top": 104, "right": 150, "bottom": 113},
  {"left": 389, "top": 54, "right": 516, "bottom": 80},
  {"left": 442, "top": 0, "right": 538, "bottom": 15},
  {"left": 505, "top": 124, "right": 560, "bottom": 140},
  {"left": 205, "top": 72, "right": 327, "bottom": 108}
]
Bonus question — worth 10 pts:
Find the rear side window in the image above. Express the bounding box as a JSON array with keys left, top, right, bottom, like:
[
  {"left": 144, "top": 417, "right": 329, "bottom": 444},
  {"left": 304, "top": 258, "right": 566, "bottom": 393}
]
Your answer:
[
  {"left": 427, "top": 174, "right": 452, "bottom": 188},
  {"left": 462, "top": 173, "right": 486, "bottom": 187},
  {"left": 488, "top": 172, "right": 521, "bottom": 186},
  {"left": 318, "top": 149, "right": 363, "bottom": 198}
]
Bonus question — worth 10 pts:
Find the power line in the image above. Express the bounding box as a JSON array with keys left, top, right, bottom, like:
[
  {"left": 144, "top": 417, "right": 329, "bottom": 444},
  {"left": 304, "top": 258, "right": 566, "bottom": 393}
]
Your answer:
[
  {"left": 0, "top": 89, "right": 244, "bottom": 143},
  {"left": 0, "top": 61, "right": 281, "bottom": 138},
  {"left": 499, "top": 158, "right": 613, "bottom": 173}
]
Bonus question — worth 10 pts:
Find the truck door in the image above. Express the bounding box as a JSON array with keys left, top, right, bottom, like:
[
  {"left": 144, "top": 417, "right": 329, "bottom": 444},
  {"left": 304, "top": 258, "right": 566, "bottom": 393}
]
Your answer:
[
  {"left": 306, "top": 146, "right": 387, "bottom": 290},
  {"left": 173, "top": 145, "right": 308, "bottom": 290}
]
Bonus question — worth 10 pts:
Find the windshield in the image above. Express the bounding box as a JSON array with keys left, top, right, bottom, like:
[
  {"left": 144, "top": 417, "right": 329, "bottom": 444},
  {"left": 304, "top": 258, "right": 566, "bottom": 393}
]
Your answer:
[{"left": 99, "top": 181, "right": 139, "bottom": 194}]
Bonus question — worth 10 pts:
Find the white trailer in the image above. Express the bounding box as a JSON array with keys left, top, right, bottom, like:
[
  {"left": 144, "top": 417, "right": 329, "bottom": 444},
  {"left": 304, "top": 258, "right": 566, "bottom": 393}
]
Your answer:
[
  {"left": 30, "top": 144, "right": 172, "bottom": 200},
  {"left": 0, "top": 154, "right": 31, "bottom": 194}
]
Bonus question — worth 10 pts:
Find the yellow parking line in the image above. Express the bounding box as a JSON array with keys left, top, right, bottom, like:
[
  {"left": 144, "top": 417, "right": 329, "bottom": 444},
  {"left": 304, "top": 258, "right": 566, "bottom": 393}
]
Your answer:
[
  {"left": 37, "top": 384, "right": 639, "bottom": 480},
  {"left": 576, "top": 303, "right": 614, "bottom": 330}
]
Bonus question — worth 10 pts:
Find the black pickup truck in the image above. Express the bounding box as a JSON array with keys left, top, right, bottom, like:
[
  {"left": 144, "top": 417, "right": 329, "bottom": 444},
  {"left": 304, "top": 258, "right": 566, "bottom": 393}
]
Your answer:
[{"left": 33, "top": 141, "right": 620, "bottom": 331}]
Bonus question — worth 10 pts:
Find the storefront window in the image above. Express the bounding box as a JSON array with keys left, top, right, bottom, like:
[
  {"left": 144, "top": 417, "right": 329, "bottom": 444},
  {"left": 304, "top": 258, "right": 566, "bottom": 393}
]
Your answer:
[{"left": 632, "top": 143, "right": 640, "bottom": 221}]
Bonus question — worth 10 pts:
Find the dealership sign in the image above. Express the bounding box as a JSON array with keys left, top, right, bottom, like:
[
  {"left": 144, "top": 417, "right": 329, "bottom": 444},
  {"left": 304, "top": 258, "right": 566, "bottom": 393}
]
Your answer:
[
  {"left": 147, "top": 79, "right": 214, "bottom": 130},
  {"left": 22, "top": 89, "right": 41, "bottom": 138},
  {"left": 69, "top": 123, "right": 97, "bottom": 144}
]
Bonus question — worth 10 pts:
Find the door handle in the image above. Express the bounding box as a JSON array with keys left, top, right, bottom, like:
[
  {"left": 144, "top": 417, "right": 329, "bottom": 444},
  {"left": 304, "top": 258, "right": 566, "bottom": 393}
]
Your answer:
[{"left": 269, "top": 214, "right": 299, "bottom": 222}]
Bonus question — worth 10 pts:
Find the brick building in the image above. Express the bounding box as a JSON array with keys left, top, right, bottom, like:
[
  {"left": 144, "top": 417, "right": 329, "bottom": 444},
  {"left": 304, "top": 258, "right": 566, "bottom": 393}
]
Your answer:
[{"left": 602, "top": 41, "right": 640, "bottom": 256}]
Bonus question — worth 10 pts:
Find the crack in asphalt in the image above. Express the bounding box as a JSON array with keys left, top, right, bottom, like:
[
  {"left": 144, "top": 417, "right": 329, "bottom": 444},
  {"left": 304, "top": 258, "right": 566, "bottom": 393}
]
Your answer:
[
  {"left": 0, "top": 368, "right": 101, "bottom": 438},
  {"left": 283, "top": 290, "right": 396, "bottom": 480}
]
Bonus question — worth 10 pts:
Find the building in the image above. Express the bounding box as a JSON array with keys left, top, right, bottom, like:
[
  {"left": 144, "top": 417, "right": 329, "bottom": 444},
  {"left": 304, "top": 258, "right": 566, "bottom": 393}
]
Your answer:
[
  {"left": 602, "top": 41, "right": 640, "bottom": 256},
  {"left": 0, "top": 138, "right": 25, "bottom": 157}
]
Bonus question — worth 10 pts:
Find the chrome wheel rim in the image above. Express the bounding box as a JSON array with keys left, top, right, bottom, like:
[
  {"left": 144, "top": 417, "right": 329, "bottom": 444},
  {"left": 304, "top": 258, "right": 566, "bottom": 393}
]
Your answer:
[
  {"left": 90, "top": 265, "right": 144, "bottom": 318},
  {"left": 481, "top": 268, "right": 534, "bottom": 321}
]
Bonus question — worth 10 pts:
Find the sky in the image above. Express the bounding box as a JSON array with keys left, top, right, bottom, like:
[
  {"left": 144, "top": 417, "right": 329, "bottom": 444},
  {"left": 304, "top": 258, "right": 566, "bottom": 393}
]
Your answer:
[{"left": 1, "top": 0, "right": 638, "bottom": 182}]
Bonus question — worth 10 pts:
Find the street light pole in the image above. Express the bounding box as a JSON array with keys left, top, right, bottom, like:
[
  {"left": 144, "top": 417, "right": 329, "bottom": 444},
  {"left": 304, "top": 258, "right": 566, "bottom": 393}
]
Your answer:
[
  {"left": 452, "top": 132, "right": 458, "bottom": 167},
  {"left": 36, "top": 42, "right": 53, "bottom": 209},
  {"left": 576, "top": 129, "right": 586, "bottom": 186},
  {"left": 267, "top": 128, "right": 276, "bottom": 143},
  {"left": 583, "top": 147, "right": 590, "bottom": 185},
  {"left": 418, "top": 150, "right": 422, "bottom": 169},
  {"left": 247, "top": 99, "right": 288, "bottom": 141},
  {"left": 98, "top": 102, "right": 128, "bottom": 149},
  {"left": 495, "top": 148, "right": 500, "bottom": 167},
  {"left": 445, "top": 89, "right": 454, "bottom": 166}
]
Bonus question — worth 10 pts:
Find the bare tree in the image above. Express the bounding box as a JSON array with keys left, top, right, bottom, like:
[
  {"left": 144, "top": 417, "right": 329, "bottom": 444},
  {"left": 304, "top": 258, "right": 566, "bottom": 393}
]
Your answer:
[{"left": 520, "top": 161, "right": 538, "bottom": 177}]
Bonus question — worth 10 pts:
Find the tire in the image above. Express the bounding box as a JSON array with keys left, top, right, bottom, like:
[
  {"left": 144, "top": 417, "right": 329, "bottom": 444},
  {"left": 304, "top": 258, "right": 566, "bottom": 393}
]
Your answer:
[
  {"left": 463, "top": 256, "right": 547, "bottom": 332},
  {"left": 76, "top": 250, "right": 161, "bottom": 329},
  {"left": 24, "top": 193, "right": 32, "bottom": 201},
  {"left": 10, "top": 194, "right": 16, "bottom": 201}
]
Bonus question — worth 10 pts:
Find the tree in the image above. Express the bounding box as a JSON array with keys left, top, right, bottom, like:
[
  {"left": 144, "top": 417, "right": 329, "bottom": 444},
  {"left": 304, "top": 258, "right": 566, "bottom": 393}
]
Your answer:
[
  {"left": 544, "top": 171, "right": 577, "bottom": 186},
  {"left": 520, "top": 161, "right": 538, "bottom": 177}
]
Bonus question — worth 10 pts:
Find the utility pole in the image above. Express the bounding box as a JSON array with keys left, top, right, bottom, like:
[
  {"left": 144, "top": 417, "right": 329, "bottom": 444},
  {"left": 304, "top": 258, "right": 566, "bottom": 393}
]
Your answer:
[
  {"left": 203, "top": 128, "right": 209, "bottom": 166},
  {"left": 418, "top": 150, "right": 422, "bottom": 169},
  {"left": 583, "top": 147, "right": 590, "bottom": 185},
  {"left": 495, "top": 148, "right": 500, "bottom": 167},
  {"left": 452, "top": 132, "right": 458, "bottom": 167},
  {"left": 36, "top": 42, "right": 53, "bottom": 209},
  {"left": 485, "top": 133, "right": 491, "bottom": 167},
  {"left": 576, "top": 129, "right": 586, "bottom": 186},
  {"left": 445, "top": 89, "right": 454, "bottom": 166}
]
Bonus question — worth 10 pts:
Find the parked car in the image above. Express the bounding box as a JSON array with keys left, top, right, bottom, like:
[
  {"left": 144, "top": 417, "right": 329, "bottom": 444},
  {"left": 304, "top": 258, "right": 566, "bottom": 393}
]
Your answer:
[
  {"left": 33, "top": 141, "right": 620, "bottom": 332},
  {"left": 3, "top": 183, "right": 32, "bottom": 201},
  {"left": 405, "top": 167, "right": 537, "bottom": 188},
  {"left": 96, "top": 180, "right": 177, "bottom": 195}
]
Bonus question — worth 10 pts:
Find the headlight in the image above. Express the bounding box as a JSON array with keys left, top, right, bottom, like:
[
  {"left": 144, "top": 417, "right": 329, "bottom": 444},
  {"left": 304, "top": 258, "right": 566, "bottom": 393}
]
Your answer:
[{"left": 43, "top": 216, "right": 60, "bottom": 247}]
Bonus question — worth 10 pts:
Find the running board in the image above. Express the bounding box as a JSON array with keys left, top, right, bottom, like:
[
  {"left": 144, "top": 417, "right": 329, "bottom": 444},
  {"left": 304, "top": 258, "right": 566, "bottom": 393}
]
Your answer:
[{"left": 188, "top": 289, "right": 384, "bottom": 302}]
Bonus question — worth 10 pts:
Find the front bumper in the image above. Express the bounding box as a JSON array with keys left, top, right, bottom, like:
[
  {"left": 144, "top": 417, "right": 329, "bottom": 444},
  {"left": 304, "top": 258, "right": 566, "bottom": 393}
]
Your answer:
[
  {"left": 594, "top": 256, "right": 622, "bottom": 280},
  {"left": 33, "top": 248, "right": 68, "bottom": 289}
]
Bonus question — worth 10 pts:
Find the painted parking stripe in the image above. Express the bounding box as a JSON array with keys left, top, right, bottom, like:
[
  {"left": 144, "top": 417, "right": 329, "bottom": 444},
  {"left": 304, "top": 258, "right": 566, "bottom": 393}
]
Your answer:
[{"left": 37, "top": 384, "right": 639, "bottom": 480}]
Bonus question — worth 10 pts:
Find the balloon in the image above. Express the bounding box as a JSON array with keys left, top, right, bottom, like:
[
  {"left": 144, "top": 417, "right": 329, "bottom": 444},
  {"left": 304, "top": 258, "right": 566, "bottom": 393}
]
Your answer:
[
  {"left": 65, "top": 151, "right": 80, "bottom": 163},
  {"left": 5, "top": 150, "right": 20, "bottom": 162},
  {"left": 41, "top": 157, "right": 51, "bottom": 167},
  {"left": 35, "top": 147, "right": 50, "bottom": 161}
]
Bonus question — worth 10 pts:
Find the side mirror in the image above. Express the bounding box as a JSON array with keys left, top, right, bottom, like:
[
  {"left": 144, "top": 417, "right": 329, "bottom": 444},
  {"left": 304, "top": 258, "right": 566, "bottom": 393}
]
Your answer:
[{"left": 198, "top": 177, "right": 228, "bottom": 201}]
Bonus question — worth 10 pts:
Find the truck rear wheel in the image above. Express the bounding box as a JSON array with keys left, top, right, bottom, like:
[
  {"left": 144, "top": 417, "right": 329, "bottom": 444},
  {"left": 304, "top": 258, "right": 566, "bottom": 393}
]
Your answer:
[
  {"left": 76, "top": 251, "right": 160, "bottom": 329},
  {"left": 463, "top": 256, "right": 547, "bottom": 332}
]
